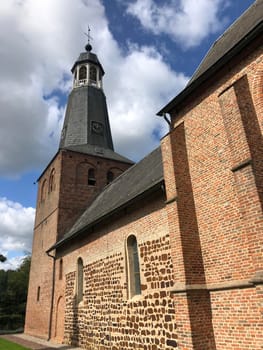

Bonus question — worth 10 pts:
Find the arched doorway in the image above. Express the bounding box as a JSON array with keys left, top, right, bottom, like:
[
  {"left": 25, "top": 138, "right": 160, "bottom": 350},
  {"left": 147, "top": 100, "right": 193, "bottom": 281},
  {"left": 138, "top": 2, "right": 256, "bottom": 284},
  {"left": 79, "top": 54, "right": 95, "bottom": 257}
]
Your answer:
[{"left": 55, "top": 296, "right": 65, "bottom": 342}]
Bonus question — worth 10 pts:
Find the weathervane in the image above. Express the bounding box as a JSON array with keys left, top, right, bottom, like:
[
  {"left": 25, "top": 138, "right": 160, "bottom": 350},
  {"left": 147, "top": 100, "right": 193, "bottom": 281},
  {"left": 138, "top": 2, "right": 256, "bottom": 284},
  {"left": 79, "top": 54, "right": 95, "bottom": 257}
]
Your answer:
[{"left": 84, "top": 25, "right": 93, "bottom": 52}]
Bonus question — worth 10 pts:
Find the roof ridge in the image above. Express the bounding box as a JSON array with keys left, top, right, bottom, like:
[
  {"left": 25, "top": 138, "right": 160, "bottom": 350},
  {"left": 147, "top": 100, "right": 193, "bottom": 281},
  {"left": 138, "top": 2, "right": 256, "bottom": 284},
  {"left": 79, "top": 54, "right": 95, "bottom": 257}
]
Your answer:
[
  {"left": 213, "top": 0, "right": 259, "bottom": 46},
  {"left": 187, "top": 0, "right": 260, "bottom": 87},
  {"left": 158, "top": 0, "right": 262, "bottom": 115}
]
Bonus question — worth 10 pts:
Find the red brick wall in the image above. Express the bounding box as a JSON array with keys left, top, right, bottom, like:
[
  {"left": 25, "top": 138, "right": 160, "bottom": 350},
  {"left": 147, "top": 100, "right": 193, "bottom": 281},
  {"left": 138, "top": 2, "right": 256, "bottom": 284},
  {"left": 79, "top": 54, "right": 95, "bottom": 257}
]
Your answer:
[
  {"left": 25, "top": 149, "right": 131, "bottom": 339},
  {"left": 57, "top": 150, "right": 131, "bottom": 238},
  {"left": 25, "top": 154, "right": 61, "bottom": 339},
  {"left": 161, "top": 37, "right": 263, "bottom": 349}
]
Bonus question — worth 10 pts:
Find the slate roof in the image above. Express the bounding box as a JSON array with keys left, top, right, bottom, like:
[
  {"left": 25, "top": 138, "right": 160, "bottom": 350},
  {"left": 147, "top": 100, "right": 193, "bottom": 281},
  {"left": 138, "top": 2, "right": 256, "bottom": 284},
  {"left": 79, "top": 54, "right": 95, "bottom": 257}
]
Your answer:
[
  {"left": 71, "top": 51, "right": 104, "bottom": 74},
  {"left": 157, "top": 0, "right": 263, "bottom": 115},
  {"left": 59, "top": 86, "right": 115, "bottom": 151},
  {"left": 48, "top": 146, "right": 163, "bottom": 252}
]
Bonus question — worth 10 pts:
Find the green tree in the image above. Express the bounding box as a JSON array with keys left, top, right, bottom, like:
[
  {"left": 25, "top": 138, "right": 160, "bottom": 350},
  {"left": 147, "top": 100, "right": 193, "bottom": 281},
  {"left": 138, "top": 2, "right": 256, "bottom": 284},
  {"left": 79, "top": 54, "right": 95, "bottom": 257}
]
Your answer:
[{"left": 0, "top": 256, "right": 31, "bottom": 331}]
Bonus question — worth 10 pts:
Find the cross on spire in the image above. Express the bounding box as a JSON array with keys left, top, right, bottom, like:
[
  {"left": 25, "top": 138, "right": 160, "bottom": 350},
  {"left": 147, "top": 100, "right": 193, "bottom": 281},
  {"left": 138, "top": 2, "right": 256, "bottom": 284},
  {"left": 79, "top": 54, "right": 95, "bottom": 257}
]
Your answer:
[
  {"left": 84, "top": 26, "right": 92, "bottom": 43},
  {"left": 84, "top": 26, "right": 93, "bottom": 52}
]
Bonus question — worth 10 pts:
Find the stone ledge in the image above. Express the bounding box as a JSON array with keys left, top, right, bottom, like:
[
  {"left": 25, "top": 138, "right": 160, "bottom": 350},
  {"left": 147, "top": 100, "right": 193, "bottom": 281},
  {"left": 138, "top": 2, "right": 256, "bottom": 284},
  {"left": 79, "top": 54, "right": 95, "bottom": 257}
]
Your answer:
[
  {"left": 249, "top": 270, "right": 263, "bottom": 285},
  {"left": 231, "top": 158, "right": 252, "bottom": 172},
  {"left": 165, "top": 196, "right": 178, "bottom": 205},
  {"left": 171, "top": 277, "right": 260, "bottom": 294}
]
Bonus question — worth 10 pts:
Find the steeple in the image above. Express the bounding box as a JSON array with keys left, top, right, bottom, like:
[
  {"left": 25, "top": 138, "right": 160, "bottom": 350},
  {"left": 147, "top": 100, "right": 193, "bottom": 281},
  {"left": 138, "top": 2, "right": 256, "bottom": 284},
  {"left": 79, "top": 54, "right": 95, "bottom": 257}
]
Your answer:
[{"left": 59, "top": 42, "right": 114, "bottom": 153}]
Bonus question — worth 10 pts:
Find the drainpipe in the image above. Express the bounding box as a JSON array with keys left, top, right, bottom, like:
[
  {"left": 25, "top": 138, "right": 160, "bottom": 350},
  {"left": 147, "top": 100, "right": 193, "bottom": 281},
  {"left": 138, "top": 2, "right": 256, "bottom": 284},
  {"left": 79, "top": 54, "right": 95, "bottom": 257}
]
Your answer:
[
  {"left": 162, "top": 113, "right": 171, "bottom": 130},
  {"left": 46, "top": 249, "right": 56, "bottom": 341}
]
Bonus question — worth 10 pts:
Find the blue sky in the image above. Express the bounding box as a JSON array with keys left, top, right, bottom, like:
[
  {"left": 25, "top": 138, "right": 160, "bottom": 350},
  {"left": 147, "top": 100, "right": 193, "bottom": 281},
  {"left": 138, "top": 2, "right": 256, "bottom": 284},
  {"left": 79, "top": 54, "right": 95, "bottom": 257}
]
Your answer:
[{"left": 0, "top": 0, "right": 255, "bottom": 269}]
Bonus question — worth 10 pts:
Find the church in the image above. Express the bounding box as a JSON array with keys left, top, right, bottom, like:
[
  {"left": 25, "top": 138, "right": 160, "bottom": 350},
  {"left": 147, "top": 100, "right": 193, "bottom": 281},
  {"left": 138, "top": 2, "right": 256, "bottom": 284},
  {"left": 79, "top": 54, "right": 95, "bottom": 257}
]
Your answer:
[{"left": 25, "top": 1, "right": 262, "bottom": 349}]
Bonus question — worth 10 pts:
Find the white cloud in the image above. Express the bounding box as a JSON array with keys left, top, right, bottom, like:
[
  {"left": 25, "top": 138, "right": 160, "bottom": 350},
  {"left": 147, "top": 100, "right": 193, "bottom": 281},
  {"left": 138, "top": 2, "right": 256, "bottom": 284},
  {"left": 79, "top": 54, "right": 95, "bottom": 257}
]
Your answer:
[
  {"left": 104, "top": 44, "right": 188, "bottom": 159},
  {"left": 126, "top": 0, "right": 229, "bottom": 48},
  {"left": 0, "top": 197, "right": 35, "bottom": 266},
  {"left": 0, "top": 0, "right": 188, "bottom": 176},
  {"left": 0, "top": 255, "right": 27, "bottom": 271}
]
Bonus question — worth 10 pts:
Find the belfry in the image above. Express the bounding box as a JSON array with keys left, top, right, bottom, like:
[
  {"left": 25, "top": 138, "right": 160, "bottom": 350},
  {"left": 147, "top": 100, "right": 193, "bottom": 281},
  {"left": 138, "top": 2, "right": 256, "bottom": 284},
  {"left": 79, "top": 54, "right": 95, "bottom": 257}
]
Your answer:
[{"left": 60, "top": 42, "right": 114, "bottom": 151}]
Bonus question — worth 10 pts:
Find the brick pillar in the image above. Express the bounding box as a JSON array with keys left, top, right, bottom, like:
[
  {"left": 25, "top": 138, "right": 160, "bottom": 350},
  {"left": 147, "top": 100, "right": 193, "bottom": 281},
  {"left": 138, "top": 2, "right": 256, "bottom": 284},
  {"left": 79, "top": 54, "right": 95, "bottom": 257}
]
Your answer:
[
  {"left": 162, "top": 123, "right": 216, "bottom": 349},
  {"left": 219, "top": 75, "right": 263, "bottom": 276}
]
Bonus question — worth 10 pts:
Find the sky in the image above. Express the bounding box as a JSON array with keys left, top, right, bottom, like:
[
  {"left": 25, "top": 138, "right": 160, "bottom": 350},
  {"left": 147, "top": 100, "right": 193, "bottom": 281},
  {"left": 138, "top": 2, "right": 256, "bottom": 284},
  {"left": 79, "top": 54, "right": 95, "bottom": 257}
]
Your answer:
[{"left": 0, "top": 0, "right": 255, "bottom": 270}]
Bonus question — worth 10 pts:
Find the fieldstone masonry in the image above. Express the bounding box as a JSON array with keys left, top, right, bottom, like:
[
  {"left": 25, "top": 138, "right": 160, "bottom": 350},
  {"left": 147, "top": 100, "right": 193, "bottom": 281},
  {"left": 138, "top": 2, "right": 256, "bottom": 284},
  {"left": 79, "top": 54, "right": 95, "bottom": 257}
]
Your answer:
[{"left": 63, "top": 234, "right": 178, "bottom": 350}]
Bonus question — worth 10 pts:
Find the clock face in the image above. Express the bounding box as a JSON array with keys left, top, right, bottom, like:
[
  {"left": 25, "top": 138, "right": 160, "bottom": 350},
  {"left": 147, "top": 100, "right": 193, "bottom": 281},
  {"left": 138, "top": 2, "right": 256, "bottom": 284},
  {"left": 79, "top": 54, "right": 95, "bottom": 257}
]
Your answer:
[{"left": 91, "top": 121, "right": 104, "bottom": 135}]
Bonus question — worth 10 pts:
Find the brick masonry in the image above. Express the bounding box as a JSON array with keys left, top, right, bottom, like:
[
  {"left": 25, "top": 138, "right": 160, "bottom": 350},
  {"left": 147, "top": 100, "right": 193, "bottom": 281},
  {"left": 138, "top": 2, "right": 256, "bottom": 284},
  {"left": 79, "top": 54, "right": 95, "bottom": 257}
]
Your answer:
[
  {"left": 161, "top": 37, "right": 263, "bottom": 349},
  {"left": 25, "top": 150, "right": 131, "bottom": 340},
  {"left": 25, "top": 31, "right": 262, "bottom": 350}
]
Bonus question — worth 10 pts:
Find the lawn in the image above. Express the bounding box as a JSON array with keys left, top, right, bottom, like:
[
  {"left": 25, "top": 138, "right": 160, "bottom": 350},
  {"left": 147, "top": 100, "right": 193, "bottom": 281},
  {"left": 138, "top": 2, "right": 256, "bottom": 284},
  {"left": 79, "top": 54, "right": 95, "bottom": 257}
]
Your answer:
[{"left": 0, "top": 338, "right": 30, "bottom": 350}]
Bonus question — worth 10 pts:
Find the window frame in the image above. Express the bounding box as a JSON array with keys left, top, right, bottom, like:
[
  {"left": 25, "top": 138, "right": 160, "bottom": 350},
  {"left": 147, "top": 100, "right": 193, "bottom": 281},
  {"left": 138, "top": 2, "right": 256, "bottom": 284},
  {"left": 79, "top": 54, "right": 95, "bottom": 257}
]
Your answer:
[
  {"left": 76, "top": 257, "right": 84, "bottom": 304},
  {"left": 37, "top": 286, "right": 41, "bottom": 302},
  {"left": 79, "top": 65, "right": 87, "bottom": 80},
  {"left": 106, "top": 170, "right": 114, "bottom": 184},
  {"left": 88, "top": 168, "right": 96, "bottom": 186},
  {"left": 89, "top": 65, "right": 97, "bottom": 83},
  {"left": 40, "top": 179, "right": 47, "bottom": 202},
  {"left": 49, "top": 169, "right": 55, "bottom": 193},
  {"left": 126, "top": 235, "right": 142, "bottom": 299},
  {"left": 59, "top": 259, "right": 63, "bottom": 280}
]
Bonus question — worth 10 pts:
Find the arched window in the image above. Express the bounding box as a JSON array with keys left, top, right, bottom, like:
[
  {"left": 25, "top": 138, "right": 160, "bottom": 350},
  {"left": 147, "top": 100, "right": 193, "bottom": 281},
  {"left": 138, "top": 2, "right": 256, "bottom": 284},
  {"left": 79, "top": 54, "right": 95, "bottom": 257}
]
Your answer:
[
  {"left": 90, "top": 66, "right": 97, "bottom": 83},
  {"left": 77, "top": 257, "right": 84, "bottom": 303},
  {"left": 79, "top": 65, "right": 87, "bottom": 80},
  {"left": 59, "top": 259, "right": 63, "bottom": 280},
  {"left": 49, "top": 169, "right": 55, "bottom": 192},
  {"left": 88, "top": 168, "right": 96, "bottom": 186},
  {"left": 127, "top": 235, "right": 141, "bottom": 298},
  {"left": 41, "top": 179, "right": 47, "bottom": 202},
  {"left": 106, "top": 171, "right": 114, "bottom": 184},
  {"left": 37, "top": 286, "right": 41, "bottom": 302}
]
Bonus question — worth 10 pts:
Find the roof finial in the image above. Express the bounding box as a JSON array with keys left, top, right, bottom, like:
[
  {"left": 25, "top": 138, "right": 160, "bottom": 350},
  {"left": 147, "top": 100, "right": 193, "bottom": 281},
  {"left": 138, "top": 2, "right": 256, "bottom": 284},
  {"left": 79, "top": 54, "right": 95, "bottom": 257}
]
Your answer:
[{"left": 84, "top": 26, "right": 93, "bottom": 52}]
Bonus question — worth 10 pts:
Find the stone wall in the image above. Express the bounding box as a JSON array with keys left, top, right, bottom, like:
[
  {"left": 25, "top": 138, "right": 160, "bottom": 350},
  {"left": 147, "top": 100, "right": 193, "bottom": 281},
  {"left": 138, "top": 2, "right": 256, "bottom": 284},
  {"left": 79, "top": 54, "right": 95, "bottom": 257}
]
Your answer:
[{"left": 56, "top": 193, "right": 179, "bottom": 349}]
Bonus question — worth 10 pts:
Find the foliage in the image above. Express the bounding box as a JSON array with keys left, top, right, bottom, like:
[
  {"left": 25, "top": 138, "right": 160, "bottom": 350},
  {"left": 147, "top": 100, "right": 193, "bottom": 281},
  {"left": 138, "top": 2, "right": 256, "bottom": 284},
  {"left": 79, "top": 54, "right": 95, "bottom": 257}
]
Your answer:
[
  {"left": 0, "top": 338, "right": 30, "bottom": 350},
  {"left": 0, "top": 256, "right": 31, "bottom": 331}
]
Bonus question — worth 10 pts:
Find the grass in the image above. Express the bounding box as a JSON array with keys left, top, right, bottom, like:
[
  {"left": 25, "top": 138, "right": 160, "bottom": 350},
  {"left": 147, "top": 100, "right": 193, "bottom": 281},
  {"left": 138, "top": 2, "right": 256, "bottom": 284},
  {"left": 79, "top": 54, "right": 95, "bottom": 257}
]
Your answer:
[{"left": 0, "top": 338, "right": 30, "bottom": 350}]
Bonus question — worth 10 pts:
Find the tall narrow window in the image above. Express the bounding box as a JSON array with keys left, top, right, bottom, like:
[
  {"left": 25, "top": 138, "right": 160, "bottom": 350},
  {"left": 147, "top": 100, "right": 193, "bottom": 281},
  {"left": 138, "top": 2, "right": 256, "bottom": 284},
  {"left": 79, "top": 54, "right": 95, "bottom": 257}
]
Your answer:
[
  {"left": 90, "top": 66, "right": 97, "bottom": 83},
  {"left": 37, "top": 286, "right": 41, "bottom": 302},
  {"left": 77, "top": 257, "right": 83, "bottom": 303},
  {"left": 106, "top": 171, "right": 114, "bottom": 184},
  {"left": 40, "top": 180, "right": 46, "bottom": 202},
  {"left": 127, "top": 235, "right": 141, "bottom": 298},
  {"left": 88, "top": 168, "right": 96, "bottom": 186},
  {"left": 59, "top": 259, "right": 63, "bottom": 280},
  {"left": 79, "top": 66, "right": 87, "bottom": 80},
  {"left": 49, "top": 169, "right": 55, "bottom": 192}
]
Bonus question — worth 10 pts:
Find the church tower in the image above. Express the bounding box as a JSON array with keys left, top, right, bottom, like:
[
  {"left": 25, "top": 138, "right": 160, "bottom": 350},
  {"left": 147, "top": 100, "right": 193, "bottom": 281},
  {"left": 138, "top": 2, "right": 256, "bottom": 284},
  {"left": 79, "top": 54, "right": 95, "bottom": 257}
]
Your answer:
[{"left": 25, "top": 42, "right": 133, "bottom": 339}]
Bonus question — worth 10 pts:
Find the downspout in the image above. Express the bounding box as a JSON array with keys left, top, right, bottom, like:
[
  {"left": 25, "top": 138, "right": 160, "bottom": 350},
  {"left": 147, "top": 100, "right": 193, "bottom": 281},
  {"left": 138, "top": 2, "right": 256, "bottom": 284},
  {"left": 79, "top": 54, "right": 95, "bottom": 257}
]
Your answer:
[
  {"left": 46, "top": 249, "right": 56, "bottom": 341},
  {"left": 162, "top": 113, "right": 171, "bottom": 131}
]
